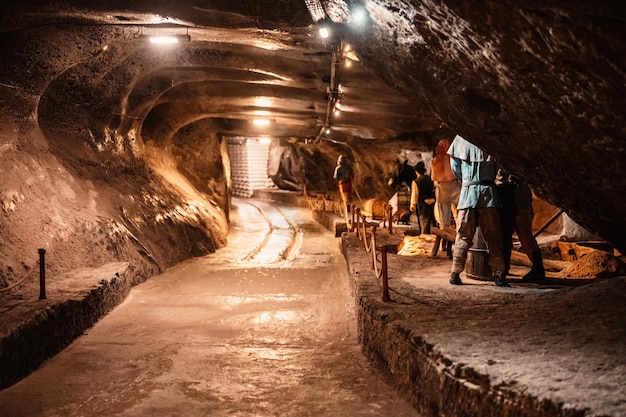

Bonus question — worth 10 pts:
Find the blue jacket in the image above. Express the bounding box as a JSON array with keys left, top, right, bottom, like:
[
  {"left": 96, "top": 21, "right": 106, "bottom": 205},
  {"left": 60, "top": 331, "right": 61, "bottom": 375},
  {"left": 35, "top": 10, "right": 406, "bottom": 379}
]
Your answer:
[{"left": 447, "top": 135, "right": 500, "bottom": 210}]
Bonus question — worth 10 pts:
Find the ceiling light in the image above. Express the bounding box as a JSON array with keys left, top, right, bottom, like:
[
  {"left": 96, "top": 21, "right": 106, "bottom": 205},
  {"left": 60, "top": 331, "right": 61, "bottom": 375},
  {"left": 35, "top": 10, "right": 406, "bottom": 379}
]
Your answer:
[
  {"left": 253, "top": 119, "right": 271, "bottom": 126},
  {"left": 345, "top": 51, "right": 360, "bottom": 61},
  {"left": 351, "top": 7, "right": 368, "bottom": 25},
  {"left": 148, "top": 34, "right": 191, "bottom": 44},
  {"left": 325, "top": 128, "right": 331, "bottom": 134},
  {"left": 255, "top": 97, "right": 271, "bottom": 107},
  {"left": 150, "top": 36, "right": 178, "bottom": 44},
  {"left": 319, "top": 27, "right": 330, "bottom": 39},
  {"left": 140, "top": 25, "right": 191, "bottom": 44},
  {"left": 258, "top": 138, "right": 272, "bottom": 144}
]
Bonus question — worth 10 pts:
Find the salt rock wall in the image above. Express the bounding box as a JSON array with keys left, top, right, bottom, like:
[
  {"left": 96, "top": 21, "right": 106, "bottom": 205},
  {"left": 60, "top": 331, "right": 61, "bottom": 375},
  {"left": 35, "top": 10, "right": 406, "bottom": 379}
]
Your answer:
[
  {"left": 0, "top": 25, "right": 229, "bottom": 289},
  {"left": 332, "top": 0, "right": 626, "bottom": 253}
]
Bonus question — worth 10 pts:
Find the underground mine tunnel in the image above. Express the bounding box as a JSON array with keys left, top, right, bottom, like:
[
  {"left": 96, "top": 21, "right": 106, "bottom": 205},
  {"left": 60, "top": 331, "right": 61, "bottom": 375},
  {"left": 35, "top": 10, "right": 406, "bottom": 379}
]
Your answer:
[{"left": 0, "top": 1, "right": 624, "bottom": 416}]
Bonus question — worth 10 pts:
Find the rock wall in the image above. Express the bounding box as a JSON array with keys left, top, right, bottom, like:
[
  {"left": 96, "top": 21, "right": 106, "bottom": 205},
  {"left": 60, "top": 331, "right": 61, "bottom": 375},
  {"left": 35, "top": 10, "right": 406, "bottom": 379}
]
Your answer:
[
  {"left": 0, "top": 25, "right": 228, "bottom": 293},
  {"left": 334, "top": 0, "right": 626, "bottom": 252}
]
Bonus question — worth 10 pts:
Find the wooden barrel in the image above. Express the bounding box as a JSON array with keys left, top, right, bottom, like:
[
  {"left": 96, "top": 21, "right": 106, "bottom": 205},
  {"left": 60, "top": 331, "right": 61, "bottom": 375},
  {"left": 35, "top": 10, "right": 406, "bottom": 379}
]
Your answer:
[{"left": 465, "top": 248, "right": 492, "bottom": 281}]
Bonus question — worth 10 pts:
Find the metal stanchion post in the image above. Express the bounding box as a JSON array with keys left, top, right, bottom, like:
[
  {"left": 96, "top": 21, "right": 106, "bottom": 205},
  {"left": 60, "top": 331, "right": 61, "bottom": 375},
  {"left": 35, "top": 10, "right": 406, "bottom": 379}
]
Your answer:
[
  {"left": 350, "top": 206, "right": 355, "bottom": 232},
  {"left": 370, "top": 224, "right": 377, "bottom": 269},
  {"left": 361, "top": 213, "right": 367, "bottom": 249},
  {"left": 38, "top": 248, "right": 46, "bottom": 300},
  {"left": 380, "top": 246, "right": 391, "bottom": 302}
]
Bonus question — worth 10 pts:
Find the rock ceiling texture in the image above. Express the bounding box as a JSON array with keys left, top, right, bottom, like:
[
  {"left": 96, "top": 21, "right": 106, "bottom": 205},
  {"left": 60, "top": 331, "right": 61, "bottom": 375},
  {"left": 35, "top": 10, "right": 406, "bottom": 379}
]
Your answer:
[{"left": 0, "top": 1, "right": 624, "bottom": 255}]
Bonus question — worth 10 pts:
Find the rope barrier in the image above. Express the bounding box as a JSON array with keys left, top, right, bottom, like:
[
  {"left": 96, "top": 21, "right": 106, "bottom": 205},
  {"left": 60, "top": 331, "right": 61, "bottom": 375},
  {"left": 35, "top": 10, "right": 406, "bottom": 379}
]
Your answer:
[
  {"left": 0, "top": 264, "right": 38, "bottom": 293},
  {"left": 1, "top": 249, "right": 47, "bottom": 300},
  {"left": 305, "top": 193, "right": 393, "bottom": 302}
]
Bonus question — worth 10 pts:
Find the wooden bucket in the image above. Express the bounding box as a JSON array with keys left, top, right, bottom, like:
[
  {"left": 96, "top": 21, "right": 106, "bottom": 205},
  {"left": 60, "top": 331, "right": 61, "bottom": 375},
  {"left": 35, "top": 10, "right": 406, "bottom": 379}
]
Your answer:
[
  {"left": 465, "top": 227, "right": 492, "bottom": 281},
  {"left": 465, "top": 248, "right": 492, "bottom": 281}
]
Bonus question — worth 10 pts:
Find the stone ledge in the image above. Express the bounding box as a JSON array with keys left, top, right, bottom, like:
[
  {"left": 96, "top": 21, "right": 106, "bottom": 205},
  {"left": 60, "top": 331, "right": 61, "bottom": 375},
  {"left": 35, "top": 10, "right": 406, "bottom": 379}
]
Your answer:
[
  {"left": 0, "top": 263, "right": 132, "bottom": 389},
  {"left": 340, "top": 234, "right": 587, "bottom": 417}
]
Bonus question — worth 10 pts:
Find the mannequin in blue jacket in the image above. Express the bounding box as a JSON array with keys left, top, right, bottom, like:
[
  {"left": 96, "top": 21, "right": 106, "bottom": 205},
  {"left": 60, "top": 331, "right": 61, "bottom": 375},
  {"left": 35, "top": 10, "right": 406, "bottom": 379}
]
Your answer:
[{"left": 447, "top": 135, "right": 509, "bottom": 287}]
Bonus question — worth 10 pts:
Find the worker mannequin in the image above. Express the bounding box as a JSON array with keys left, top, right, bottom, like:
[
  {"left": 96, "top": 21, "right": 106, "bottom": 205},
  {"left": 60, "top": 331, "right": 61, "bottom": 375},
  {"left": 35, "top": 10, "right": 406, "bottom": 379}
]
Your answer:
[
  {"left": 447, "top": 135, "right": 509, "bottom": 287},
  {"left": 496, "top": 170, "right": 545, "bottom": 281}
]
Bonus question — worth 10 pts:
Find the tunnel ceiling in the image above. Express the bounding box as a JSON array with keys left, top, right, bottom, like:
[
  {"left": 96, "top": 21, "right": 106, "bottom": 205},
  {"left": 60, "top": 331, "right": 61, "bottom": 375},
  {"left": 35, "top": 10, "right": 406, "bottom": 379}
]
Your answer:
[
  {"left": 0, "top": 0, "right": 440, "bottom": 143},
  {"left": 0, "top": 0, "right": 625, "bottom": 252}
]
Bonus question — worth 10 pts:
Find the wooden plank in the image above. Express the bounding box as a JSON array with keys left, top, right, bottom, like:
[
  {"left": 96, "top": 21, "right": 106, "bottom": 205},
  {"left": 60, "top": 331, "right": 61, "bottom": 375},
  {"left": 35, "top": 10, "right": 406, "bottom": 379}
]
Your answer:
[{"left": 510, "top": 250, "right": 569, "bottom": 272}]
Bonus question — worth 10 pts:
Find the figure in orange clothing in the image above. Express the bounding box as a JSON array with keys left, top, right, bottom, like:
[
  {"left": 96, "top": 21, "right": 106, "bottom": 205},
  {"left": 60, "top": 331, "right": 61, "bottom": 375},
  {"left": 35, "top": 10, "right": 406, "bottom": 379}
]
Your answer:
[
  {"left": 333, "top": 155, "right": 354, "bottom": 212},
  {"left": 431, "top": 138, "right": 461, "bottom": 230}
]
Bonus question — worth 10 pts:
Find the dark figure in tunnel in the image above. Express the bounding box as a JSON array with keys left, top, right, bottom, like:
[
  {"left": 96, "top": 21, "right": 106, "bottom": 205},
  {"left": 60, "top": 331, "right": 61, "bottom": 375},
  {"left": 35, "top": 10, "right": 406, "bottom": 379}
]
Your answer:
[
  {"left": 388, "top": 159, "right": 416, "bottom": 223},
  {"left": 410, "top": 161, "right": 436, "bottom": 234},
  {"left": 387, "top": 159, "right": 417, "bottom": 224},
  {"left": 390, "top": 159, "right": 417, "bottom": 189},
  {"left": 447, "top": 135, "right": 509, "bottom": 287},
  {"left": 496, "top": 170, "right": 545, "bottom": 282}
]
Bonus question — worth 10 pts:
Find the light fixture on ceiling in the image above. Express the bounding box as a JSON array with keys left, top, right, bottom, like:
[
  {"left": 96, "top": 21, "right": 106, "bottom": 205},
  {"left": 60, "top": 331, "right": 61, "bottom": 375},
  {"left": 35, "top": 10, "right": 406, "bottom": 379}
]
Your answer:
[
  {"left": 314, "top": 38, "right": 346, "bottom": 143},
  {"left": 253, "top": 119, "right": 271, "bottom": 126},
  {"left": 344, "top": 50, "right": 360, "bottom": 62},
  {"left": 149, "top": 34, "right": 191, "bottom": 44},
  {"left": 139, "top": 25, "right": 191, "bottom": 44},
  {"left": 351, "top": 6, "right": 369, "bottom": 25},
  {"left": 255, "top": 97, "right": 272, "bottom": 107},
  {"left": 317, "top": 17, "right": 334, "bottom": 40}
]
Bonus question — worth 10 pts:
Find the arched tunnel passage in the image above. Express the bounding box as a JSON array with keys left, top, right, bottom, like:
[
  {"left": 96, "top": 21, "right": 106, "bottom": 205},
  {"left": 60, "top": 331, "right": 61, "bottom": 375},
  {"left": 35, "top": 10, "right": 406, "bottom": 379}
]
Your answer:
[{"left": 0, "top": 1, "right": 625, "bottom": 416}]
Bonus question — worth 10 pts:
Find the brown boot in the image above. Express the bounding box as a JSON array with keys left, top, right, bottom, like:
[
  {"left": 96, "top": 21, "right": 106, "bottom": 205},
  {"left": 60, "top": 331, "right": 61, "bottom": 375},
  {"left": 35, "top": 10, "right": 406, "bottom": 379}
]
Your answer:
[
  {"left": 449, "top": 272, "right": 462, "bottom": 285},
  {"left": 494, "top": 271, "right": 510, "bottom": 287},
  {"left": 522, "top": 250, "right": 545, "bottom": 282}
]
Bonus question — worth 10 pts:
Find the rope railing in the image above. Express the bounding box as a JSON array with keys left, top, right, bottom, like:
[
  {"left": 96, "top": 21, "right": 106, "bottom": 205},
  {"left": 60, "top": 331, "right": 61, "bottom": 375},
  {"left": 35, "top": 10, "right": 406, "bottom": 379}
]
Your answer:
[
  {"left": 304, "top": 192, "right": 393, "bottom": 302},
  {"left": 352, "top": 207, "right": 391, "bottom": 302},
  {"left": 0, "top": 266, "right": 37, "bottom": 293},
  {"left": 0, "top": 249, "right": 47, "bottom": 300}
]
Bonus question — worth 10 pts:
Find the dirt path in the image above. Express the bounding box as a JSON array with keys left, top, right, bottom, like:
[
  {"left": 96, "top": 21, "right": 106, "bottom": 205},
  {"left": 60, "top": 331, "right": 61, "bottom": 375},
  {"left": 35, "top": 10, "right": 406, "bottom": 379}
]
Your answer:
[{"left": 0, "top": 198, "right": 420, "bottom": 417}]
